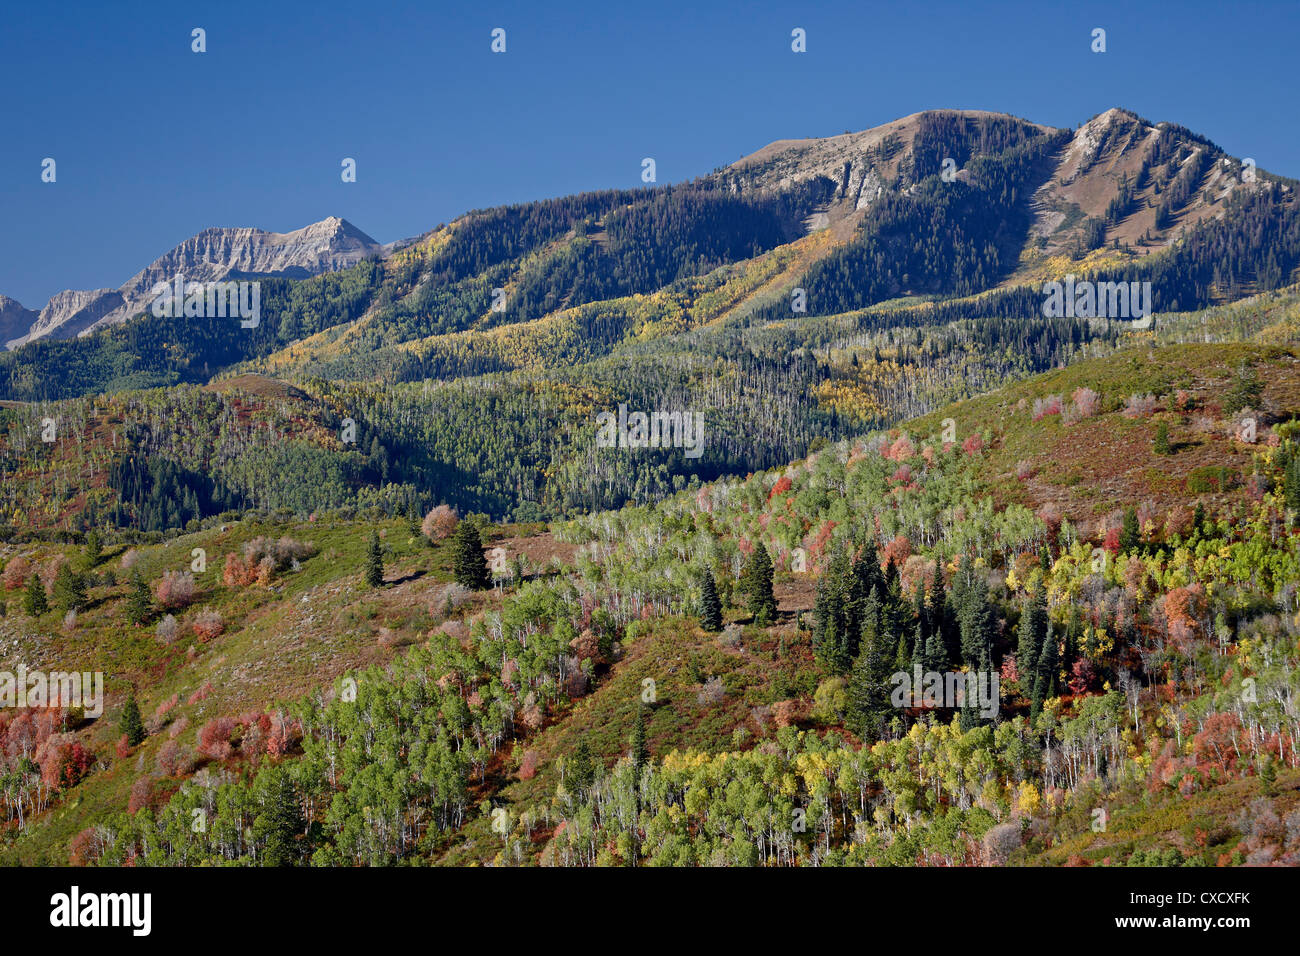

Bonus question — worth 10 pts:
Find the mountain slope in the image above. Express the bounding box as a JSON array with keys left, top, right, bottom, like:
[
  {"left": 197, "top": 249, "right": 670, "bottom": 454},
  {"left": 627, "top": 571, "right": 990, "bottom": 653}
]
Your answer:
[
  {"left": 1, "top": 322, "right": 1296, "bottom": 866},
  {"left": 0, "top": 295, "right": 39, "bottom": 348}
]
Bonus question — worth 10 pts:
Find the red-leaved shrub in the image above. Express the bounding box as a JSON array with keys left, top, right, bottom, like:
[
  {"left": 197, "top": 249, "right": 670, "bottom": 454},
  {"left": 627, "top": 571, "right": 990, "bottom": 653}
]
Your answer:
[
  {"left": 155, "top": 571, "right": 196, "bottom": 611},
  {"left": 422, "top": 505, "right": 459, "bottom": 542}
]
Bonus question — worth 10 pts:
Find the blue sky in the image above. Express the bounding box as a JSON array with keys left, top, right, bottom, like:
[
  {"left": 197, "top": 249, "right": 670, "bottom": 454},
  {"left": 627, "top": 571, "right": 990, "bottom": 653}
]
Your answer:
[{"left": 2, "top": 0, "right": 1296, "bottom": 308}]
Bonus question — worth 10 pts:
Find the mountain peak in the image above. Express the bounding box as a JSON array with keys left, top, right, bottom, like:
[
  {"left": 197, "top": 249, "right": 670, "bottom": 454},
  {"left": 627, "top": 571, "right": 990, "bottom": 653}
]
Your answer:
[{"left": 8, "top": 218, "right": 384, "bottom": 348}]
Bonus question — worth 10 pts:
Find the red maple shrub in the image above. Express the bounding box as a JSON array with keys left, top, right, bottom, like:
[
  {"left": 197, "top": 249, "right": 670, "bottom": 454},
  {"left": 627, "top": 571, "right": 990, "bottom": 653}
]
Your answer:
[
  {"left": 768, "top": 475, "right": 793, "bottom": 500},
  {"left": 191, "top": 609, "right": 225, "bottom": 642},
  {"left": 155, "top": 571, "right": 196, "bottom": 611},
  {"left": 196, "top": 717, "right": 239, "bottom": 761},
  {"left": 1072, "top": 387, "right": 1100, "bottom": 418},
  {"left": 2, "top": 556, "right": 31, "bottom": 591},
  {"left": 422, "top": 505, "right": 459, "bottom": 542},
  {"left": 127, "top": 776, "right": 157, "bottom": 814}
]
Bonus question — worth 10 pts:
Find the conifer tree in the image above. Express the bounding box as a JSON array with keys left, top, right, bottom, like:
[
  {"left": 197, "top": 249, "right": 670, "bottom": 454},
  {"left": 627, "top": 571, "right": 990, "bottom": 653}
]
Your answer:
[
  {"left": 1284, "top": 452, "right": 1300, "bottom": 514},
  {"left": 849, "top": 538, "right": 882, "bottom": 611},
  {"left": 630, "top": 705, "right": 650, "bottom": 772},
  {"left": 126, "top": 569, "right": 153, "bottom": 625},
  {"left": 1032, "top": 620, "right": 1059, "bottom": 720},
  {"left": 927, "top": 561, "right": 955, "bottom": 662},
  {"left": 120, "top": 691, "right": 145, "bottom": 747},
  {"left": 452, "top": 521, "right": 490, "bottom": 590},
  {"left": 1225, "top": 360, "right": 1263, "bottom": 414},
  {"left": 54, "top": 563, "right": 87, "bottom": 612},
  {"left": 83, "top": 531, "right": 102, "bottom": 569},
  {"left": 253, "top": 766, "right": 305, "bottom": 866},
  {"left": 365, "top": 529, "right": 384, "bottom": 588},
  {"left": 813, "top": 547, "right": 851, "bottom": 670},
  {"left": 567, "top": 739, "right": 596, "bottom": 794},
  {"left": 859, "top": 585, "right": 883, "bottom": 656},
  {"left": 740, "top": 542, "right": 776, "bottom": 625},
  {"left": 893, "top": 628, "right": 911, "bottom": 674},
  {"left": 1017, "top": 585, "right": 1046, "bottom": 692},
  {"left": 1119, "top": 505, "right": 1140, "bottom": 553},
  {"left": 957, "top": 570, "right": 994, "bottom": 668},
  {"left": 1153, "top": 420, "right": 1172, "bottom": 455},
  {"left": 699, "top": 571, "right": 722, "bottom": 632},
  {"left": 23, "top": 574, "right": 47, "bottom": 616},
  {"left": 1258, "top": 756, "right": 1279, "bottom": 797},
  {"left": 1062, "top": 604, "right": 1082, "bottom": 679},
  {"left": 924, "top": 627, "right": 949, "bottom": 672},
  {"left": 848, "top": 625, "right": 892, "bottom": 742}
]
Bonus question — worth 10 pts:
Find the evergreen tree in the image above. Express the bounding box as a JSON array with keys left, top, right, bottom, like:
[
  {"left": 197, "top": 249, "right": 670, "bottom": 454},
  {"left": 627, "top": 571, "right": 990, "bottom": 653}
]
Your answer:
[
  {"left": 1032, "top": 618, "right": 1059, "bottom": 719},
  {"left": 961, "top": 590, "right": 994, "bottom": 667},
  {"left": 253, "top": 766, "right": 305, "bottom": 867},
  {"left": 567, "top": 739, "right": 596, "bottom": 794},
  {"left": 126, "top": 569, "right": 154, "bottom": 626},
  {"left": 912, "top": 579, "right": 930, "bottom": 652},
  {"left": 1119, "top": 505, "right": 1141, "bottom": 553},
  {"left": 699, "top": 571, "right": 722, "bottom": 632},
  {"left": 452, "top": 521, "right": 490, "bottom": 590},
  {"left": 893, "top": 627, "right": 911, "bottom": 674},
  {"left": 740, "top": 542, "right": 777, "bottom": 625},
  {"left": 848, "top": 625, "right": 893, "bottom": 742},
  {"left": 120, "top": 691, "right": 145, "bottom": 747},
  {"left": 1017, "top": 585, "right": 1047, "bottom": 693},
  {"left": 874, "top": 555, "right": 909, "bottom": 648},
  {"left": 849, "top": 538, "right": 882, "bottom": 610},
  {"left": 1062, "top": 604, "right": 1082, "bottom": 679},
  {"left": 813, "top": 547, "right": 850, "bottom": 670},
  {"left": 859, "top": 585, "right": 883, "bottom": 661},
  {"left": 1224, "top": 361, "right": 1263, "bottom": 414},
  {"left": 882, "top": 554, "right": 900, "bottom": 596},
  {"left": 83, "top": 531, "right": 102, "bottom": 569},
  {"left": 630, "top": 705, "right": 650, "bottom": 772},
  {"left": 1284, "top": 452, "right": 1300, "bottom": 515},
  {"left": 927, "top": 560, "right": 956, "bottom": 662},
  {"left": 23, "top": 574, "right": 47, "bottom": 616},
  {"left": 53, "top": 563, "right": 87, "bottom": 612},
  {"left": 1258, "top": 756, "right": 1279, "bottom": 797},
  {"left": 924, "top": 626, "right": 949, "bottom": 672},
  {"left": 1153, "top": 420, "right": 1172, "bottom": 455},
  {"left": 365, "top": 529, "right": 384, "bottom": 588}
]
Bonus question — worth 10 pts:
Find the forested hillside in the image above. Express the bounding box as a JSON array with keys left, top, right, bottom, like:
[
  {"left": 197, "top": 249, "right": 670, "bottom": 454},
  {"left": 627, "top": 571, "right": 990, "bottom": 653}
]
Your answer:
[{"left": 1, "top": 328, "right": 1298, "bottom": 866}]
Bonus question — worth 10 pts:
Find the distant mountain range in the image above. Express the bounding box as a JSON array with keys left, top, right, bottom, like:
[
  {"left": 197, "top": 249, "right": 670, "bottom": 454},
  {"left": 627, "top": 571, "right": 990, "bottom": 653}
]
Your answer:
[
  {"left": 3, "top": 217, "right": 383, "bottom": 348},
  {"left": 3, "top": 106, "right": 1297, "bottom": 377}
]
